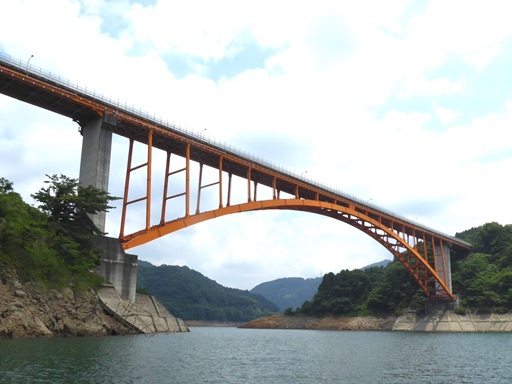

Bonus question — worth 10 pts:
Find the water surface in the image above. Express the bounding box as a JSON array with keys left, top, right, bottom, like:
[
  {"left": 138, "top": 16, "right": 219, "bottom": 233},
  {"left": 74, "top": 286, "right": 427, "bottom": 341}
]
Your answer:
[{"left": 1, "top": 328, "right": 511, "bottom": 383}]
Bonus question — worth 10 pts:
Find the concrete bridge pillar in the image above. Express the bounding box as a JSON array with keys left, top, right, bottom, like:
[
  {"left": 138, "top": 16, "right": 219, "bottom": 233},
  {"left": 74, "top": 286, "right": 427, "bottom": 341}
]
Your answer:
[
  {"left": 79, "top": 113, "right": 137, "bottom": 303},
  {"left": 78, "top": 114, "right": 115, "bottom": 232},
  {"left": 435, "top": 243, "right": 452, "bottom": 294}
]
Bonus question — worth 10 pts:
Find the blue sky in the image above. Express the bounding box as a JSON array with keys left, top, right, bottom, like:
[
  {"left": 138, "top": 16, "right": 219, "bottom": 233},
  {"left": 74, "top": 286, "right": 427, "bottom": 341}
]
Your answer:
[{"left": 1, "top": 0, "right": 512, "bottom": 290}]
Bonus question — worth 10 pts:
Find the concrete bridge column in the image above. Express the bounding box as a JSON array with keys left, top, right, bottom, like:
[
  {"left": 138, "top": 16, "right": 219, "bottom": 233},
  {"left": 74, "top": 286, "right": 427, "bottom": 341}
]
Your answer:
[
  {"left": 78, "top": 114, "right": 115, "bottom": 232},
  {"left": 79, "top": 113, "right": 137, "bottom": 303},
  {"left": 435, "top": 243, "right": 452, "bottom": 293}
]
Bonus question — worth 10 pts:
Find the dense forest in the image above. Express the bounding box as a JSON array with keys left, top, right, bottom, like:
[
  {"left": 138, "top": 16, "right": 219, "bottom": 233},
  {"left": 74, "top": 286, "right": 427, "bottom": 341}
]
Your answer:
[
  {"left": 292, "top": 222, "right": 512, "bottom": 316},
  {"left": 0, "top": 176, "right": 117, "bottom": 290},
  {"left": 137, "top": 261, "right": 278, "bottom": 321}
]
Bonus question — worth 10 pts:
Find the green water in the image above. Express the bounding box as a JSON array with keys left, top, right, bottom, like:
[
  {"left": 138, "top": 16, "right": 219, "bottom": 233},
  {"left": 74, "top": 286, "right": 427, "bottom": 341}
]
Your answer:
[{"left": 1, "top": 328, "right": 511, "bottom": 383}]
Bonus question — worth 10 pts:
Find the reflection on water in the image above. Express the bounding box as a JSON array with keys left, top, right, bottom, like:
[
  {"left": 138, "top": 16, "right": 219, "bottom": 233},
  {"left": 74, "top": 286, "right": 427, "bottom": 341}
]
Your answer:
[{"left": 1, "top": 328, "right": 512, "bottom": 383}]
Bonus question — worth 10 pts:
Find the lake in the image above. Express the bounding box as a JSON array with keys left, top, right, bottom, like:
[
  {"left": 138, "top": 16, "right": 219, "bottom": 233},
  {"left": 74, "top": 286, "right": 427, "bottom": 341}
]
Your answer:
[{"left": 1, "top": 327, "right": 511, "bottom": 383}]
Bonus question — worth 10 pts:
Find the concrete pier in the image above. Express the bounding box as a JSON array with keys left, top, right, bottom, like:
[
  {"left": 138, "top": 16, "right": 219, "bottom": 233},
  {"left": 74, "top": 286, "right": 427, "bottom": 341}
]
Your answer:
[
  {"left": 78, "top": 113, "right": 138, "bottom": 303},
  {"left": 78, "top": 114, "right": 115, "bottom": 232},
  {"left": 435, "top": 243, "right": 452, "bottom": 293}
]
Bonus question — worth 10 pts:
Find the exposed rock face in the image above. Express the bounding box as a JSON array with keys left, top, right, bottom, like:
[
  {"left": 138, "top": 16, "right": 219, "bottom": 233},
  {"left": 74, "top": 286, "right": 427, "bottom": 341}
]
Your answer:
[
  {"left": 242, "top": 311, "right": 512, "bottom": 332},
  {"left": 0, "top": 274, "right": 136, "bottom": 339},
  {"left": 240, "top": 314, "right": 397, "bottom": 331}
]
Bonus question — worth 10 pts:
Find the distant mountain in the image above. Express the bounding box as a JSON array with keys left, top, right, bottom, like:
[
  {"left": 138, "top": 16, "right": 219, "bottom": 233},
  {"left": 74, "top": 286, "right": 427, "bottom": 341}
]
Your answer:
[
  {"left": 361, "top": 259, "right": 392, "bottom": 269},
  {"left": 251, "top": 277, "right": 323, "bottom": 312},
  {"left": 137, "top": 261, "right": 278, "bottom": 322},
  {"left": 250, "top": 260, "right": 393, "bottom": 312}
]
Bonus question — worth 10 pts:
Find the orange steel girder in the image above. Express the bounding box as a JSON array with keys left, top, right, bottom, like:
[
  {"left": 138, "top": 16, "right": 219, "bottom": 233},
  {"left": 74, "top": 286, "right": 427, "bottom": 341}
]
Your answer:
[{"left": 118, "top": 128, "right": 471, "bottom": 300}]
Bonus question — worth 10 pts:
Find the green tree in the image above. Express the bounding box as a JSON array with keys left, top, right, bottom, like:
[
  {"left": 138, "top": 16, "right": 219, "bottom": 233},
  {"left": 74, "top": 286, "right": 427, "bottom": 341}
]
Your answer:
[
  {"left": 31, "top": 174, "right": 119, "bottom": 288},
  {"left": 0, "top": 178, "right": 68, "bottom": 285},
  {"left": 452, "top": 253, "right": 502, "bottom": 310},
  {"left": 365, "top": 261, "right": 425, "bottom": 314}
]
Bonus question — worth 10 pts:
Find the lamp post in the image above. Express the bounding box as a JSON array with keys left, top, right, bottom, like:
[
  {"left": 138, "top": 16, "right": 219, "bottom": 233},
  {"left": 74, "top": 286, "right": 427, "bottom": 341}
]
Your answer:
[
  {"left": 200, "top": 128, "right": 207, "bottom": 137},
  {"left": 27, "top": 54, "right": 34, "bottom": 68},
  {"left": 301, "top": 171, "right": 307, "bottom": 179}
]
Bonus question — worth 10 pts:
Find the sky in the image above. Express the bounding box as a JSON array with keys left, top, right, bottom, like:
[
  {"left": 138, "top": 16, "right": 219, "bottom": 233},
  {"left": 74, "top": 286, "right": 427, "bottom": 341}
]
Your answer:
[{"left": 1, "top": 0, "right": 512, "bottom": 290}]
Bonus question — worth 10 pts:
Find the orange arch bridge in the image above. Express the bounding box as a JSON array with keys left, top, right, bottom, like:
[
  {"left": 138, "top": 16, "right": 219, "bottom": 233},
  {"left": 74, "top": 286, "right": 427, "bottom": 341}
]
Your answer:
[{"left": 0, "top": 52, "right": 472, "bottom": 300}]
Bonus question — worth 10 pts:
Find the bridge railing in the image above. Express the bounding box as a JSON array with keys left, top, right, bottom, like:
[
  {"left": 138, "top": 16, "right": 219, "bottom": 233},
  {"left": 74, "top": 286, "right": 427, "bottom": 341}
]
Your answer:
[{"left": 0, "top": 51, "right": 468, "bottom": 246}]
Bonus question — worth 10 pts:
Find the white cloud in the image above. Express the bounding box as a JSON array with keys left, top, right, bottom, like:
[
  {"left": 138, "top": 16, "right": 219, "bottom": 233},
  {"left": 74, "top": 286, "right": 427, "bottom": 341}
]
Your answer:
[{"left": 433, "top": 103, "right": 458, "bottom": 125}]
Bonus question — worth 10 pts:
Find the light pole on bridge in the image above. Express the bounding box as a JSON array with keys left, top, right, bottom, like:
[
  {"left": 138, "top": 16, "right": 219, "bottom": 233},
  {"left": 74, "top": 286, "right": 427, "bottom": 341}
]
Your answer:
[{"left": 27, "top": 54, "right": 34, "bottom": 69}]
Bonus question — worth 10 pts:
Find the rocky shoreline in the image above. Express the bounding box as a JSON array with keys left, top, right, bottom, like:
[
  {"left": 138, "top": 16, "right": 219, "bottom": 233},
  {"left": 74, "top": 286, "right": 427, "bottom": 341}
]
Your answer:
[
  {"left": 185, "top": 320, "right": 246, "bottom": 327},
  {"left": 240, "top": 311, "right": 512, "bottom": 332},
  {"left": 240, "top": 314, "right": 397, "bottom": 331},
  {"left": 0, "top": 273, "right": 136, "bottom": 339}
]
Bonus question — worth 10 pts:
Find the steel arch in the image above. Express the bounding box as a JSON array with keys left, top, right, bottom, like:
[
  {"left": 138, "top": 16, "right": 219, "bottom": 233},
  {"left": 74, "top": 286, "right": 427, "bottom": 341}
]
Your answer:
[{"left": 121, "top": 199, "right": 455, "bottom": 299}]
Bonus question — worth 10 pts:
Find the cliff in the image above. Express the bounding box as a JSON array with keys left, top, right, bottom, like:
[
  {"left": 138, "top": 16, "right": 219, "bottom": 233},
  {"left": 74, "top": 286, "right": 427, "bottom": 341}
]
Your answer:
[{"left": 0, "top": 272, "right": 136, "bottom": 338}]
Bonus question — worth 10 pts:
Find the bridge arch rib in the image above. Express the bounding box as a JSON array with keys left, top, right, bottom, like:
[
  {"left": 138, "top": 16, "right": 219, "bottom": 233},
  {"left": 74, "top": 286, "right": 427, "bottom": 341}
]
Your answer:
[{"left": 121, "top": 198, "right": 464, "bottom": 300}]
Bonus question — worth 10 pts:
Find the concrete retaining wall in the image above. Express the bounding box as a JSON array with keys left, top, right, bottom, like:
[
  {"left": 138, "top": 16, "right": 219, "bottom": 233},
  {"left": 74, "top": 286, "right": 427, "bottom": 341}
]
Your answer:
[
  {"left": 394, "top": 310, "right": 512, "bottom": 332},
  {"left": 97, "top": 285, "right": 189, "bottom": 334}
]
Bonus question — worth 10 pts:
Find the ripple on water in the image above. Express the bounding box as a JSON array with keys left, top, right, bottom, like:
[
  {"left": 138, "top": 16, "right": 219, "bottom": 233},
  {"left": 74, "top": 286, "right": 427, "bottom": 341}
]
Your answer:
[{"left": 1, "top": 329, "right": 512, "bottom": 383}]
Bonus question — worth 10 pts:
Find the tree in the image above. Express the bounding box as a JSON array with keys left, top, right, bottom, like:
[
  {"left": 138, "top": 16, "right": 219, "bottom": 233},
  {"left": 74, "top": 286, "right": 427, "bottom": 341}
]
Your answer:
[
  {"left": 32, "top": 174, "right": 118, "bottom": 236},
  {"left": 452, "top": 253, "right": 502, "bottom": 310},
  {"left": 31, "top": 174, "right": 119, "bottom": 287},
  {"left": 0, "top": 178, "right": 68, "bottom": 285},
  {"left": 0, "top": 177, "right": 14, "bottom": 194}
]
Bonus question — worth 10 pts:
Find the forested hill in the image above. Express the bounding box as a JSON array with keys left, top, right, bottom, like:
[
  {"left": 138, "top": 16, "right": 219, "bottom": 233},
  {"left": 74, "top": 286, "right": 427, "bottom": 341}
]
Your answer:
[
  {"left": 292, "top": 222, "right": 512, "bottom": 317},
  {"left": 251, "top": 277, "right": 322, "bottom": 312},
  {"left": 136, "top": 261, "right": 278, "bottom": 322},
  {"left": 250, "top": 260, "right": 392, "bottom": 312}
]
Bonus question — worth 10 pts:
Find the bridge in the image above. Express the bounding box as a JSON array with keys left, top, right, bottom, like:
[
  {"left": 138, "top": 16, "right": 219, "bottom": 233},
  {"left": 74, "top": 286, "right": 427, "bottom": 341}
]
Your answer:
[{"left": 0, "top": 52, "right": 472, "bottom": 303}]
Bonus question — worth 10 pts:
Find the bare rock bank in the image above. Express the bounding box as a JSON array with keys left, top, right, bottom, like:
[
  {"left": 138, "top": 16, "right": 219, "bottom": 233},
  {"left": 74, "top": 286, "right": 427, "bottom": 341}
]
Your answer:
[
  {"left": 242, "top": 311, "right": 512, "bottom": 332},
  {"left": 240, "top": 314, "right": 397, "bottom": 331},
  {"left": 185, "top": 320, "right": 245, "bottom": 327},
  {"left": 0, "top": 274, "right": 136, "bottom": 339}
]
